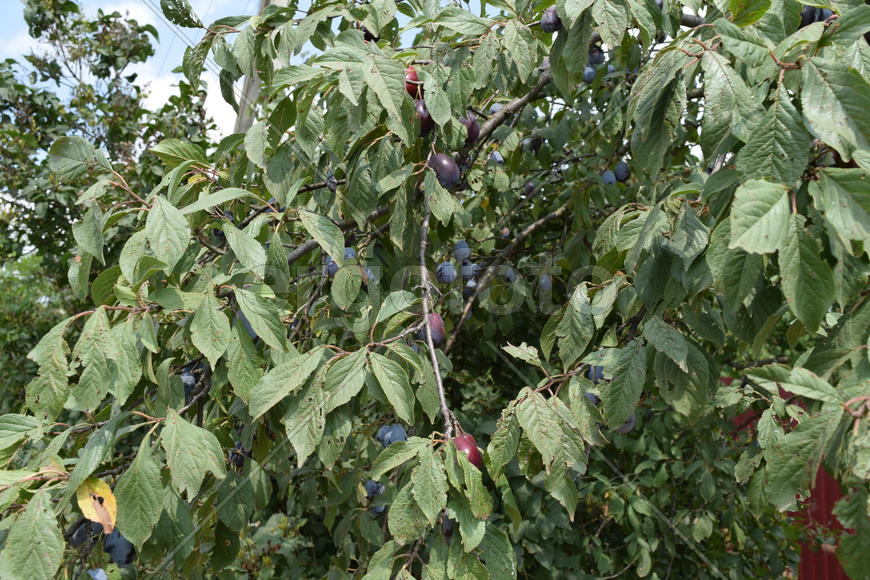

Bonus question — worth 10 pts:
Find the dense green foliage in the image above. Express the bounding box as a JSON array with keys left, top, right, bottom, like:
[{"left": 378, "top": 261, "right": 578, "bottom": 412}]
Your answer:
[{"left": 1, "top": 0, "right": 869, "bottom": 578}]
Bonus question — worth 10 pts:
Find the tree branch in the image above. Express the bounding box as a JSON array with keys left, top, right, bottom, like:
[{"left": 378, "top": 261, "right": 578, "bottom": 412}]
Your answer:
[{"left": 419, "top": 194, "right": 454, "bottom": 438}]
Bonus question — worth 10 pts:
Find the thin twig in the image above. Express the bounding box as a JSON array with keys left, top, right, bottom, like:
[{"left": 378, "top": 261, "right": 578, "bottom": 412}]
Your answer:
[{"left": 419, "top": 194, "right": 454, "bottom": 438}]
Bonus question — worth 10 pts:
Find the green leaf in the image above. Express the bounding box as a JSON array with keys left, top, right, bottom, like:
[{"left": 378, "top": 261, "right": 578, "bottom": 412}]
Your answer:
[
  {"left": 736, "top": 85, "right": 811, "bottom": 187},
  {"left": 114, "top": 439, "right": 163, "bottom": 549},
  {"left": 729, "top": 0, "right": 770, "bottom": 26},
  {"left": 746, "top": 365, "right": 842, "bottom": 403},
  {"left": 555, "top": 284, "right": 595, "bottom": 370},
  {"left": 249, "top": 349, "right": 325, "bottom": 420},
  {"left": 48, "top": 136, "right": 110, "bottom": 181},
  {"left": 72, "top": 204, "right": 105, "bottom": 264},
  {"left": 412, "top": 446, "right": 448, "bottom": 526},
  {"left": 0, "top": 414, "right": 41, "bottom": 450},
  {"left": 191, "top": 292, "right": 232, "bottom": 368},
  {"left": 479, "top": 526, "right": 518, "bottom": 579},
  {"left": 0, "top": 490, "right": 63, "bottom": 580},
  {"left": 369, "top": 353, "right": 415, "bottom": 424},
  {"left": 643, "top": 317, "right": 688, "bottom": 372},
  {"left": 160, "top": 409, "right": 226, "bottom": 498},
  {"left": 780, "top": 215, "right": 835, "bottom": 332},
  {"left": 515, "top": 388, "right": 562, "bottom": 470},
  {"left": 331, "top": 265, "right": 362, "bottom": 310},
  {"left": 107, "top": 321, "right": 142, "bottom": 406},
  {"left": 282, "top": 378, "right": 327, "bottom": 467},
  {"left": 150, "top": 138, "right": 207, "bottom": 167},
  {"left": 766, "top": 406, "right": 843, "bottom": 510},
  {"left": 362, "top": 541, "right": 401, "bottom": 579},
  {"left": 298, "top": 211, "right": 346, "bottom": 266},
  {"left": 67, "top": 308, "right": 112, "bottom": 412},
  {"left": 801, "top": 58, "right": 870, "bottom": 168},
  {"left": 388, "top": 483, "right": 430, "bottom": 545},
  {"left": 593, "top": 0, "right": 629, "bottom": 48},
  {"left": 323, "top": 350, "right": 367, "bottom": 414},
  {"left": 234, "top": 287, "right": 288, "bottom": 352},
  {"left": 729, "top": 179, "right": 790, "bottom": 254},
  {"left": 376, "top": 291, "right": 416, "bottom": 325},
  {"left": 370, "top": 437, "right": 429, "bottom": 480},
  {"left": 487, "top": 407, "right": 519, "bottom": 479},
  {"left": 160, "top": 0, "right": 203, "bottom": 28},
  {"left": 180, "top": 188, "right": 255, "bottom": 214},
  {"left": 809, "top": 168, "right": 870, "bottom": 251},
  {"left": 362, "top": 55, "right": 411, "bottom": 144},
  {"left": 222, "top": 222, "right": 267, "bottom": 278},
  {"left": 701, "top": 51, "right": 763, "bottom": 143},
  {"left": 602, "top": 339, "right": 647, "bottom": 428},
  {"left": 145, "top": 196, "right": 191, "bottom": 272}
]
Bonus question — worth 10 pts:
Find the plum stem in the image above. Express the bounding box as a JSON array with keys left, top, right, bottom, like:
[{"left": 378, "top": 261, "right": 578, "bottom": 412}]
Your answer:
[{"left": 419, "top": 193, "right": 454, "bottom": 439}]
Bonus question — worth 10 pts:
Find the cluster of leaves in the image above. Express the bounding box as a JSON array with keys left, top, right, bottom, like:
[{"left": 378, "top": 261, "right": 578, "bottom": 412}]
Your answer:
[{"left": 1, "top": 0, "right": 869, "bottom": 578}]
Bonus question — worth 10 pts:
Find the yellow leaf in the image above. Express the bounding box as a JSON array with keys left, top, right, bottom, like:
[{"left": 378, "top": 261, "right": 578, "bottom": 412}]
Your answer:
[{"left": 76, "top": 477, "right": 117, "bottom": 533}]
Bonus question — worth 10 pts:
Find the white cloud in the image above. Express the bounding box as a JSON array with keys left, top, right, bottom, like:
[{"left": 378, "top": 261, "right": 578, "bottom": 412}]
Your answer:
[{"left": 0, "top": 30, "right": 46, "bottom": 61}]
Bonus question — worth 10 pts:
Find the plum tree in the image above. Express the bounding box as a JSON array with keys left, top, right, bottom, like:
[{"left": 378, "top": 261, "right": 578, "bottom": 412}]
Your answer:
[
  {"left": 452, "top": 434, "right": 483, "bottom": 470},
  {"left": 7, "top": 0, "right": 869, "bottom": 577},
  {"left": 540, "top": 6, "right": 562, "bottom": 33},
  {"left": 435, "top": 261, "right": 457, "bottom": 284},
  {"left": 427, "top": 153, "right": 460, "bottom": 188}
]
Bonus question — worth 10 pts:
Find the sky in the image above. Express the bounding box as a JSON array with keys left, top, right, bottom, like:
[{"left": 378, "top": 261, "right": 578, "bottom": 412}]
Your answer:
[{"left": 0, "top": 0, "right": 254, "bottom": 137}]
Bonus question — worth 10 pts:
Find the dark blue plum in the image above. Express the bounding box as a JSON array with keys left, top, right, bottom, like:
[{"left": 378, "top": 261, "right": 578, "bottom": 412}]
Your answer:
[
  {"left": 539, "top": 274, "right": 552, "bottom": 293},
  {"left": 583, "top": 66, "right": 596, "bottom": 84},
  {"left": 463, "top": 279, "right": 477, "bottom": 301},
  {"left": 614, "top": 161, "right": 630, "bottom": 182},
  {"left": 602, "top": 170, "right": 617, "bottom": 185},
  {"left": 436, "top": 261, "right": 457, "bottom": 284},
  {"left": 502, "top": 267, "right": 517, "bottom": 283},
  {"left": 584, "top": 392, "right": 601, "bottom": 406},
  {"left": 588, "top": 46, "right": 606, "bottom": 66},
  {"left": 586, "top": 365, "right": 605, "bottom": 384},
  {"left": 326, "top": 256, "right": 339, "bottom": 277},
  {"left": 453, "top": 240, "right": 471, "bottom": 261},
  {"left": 540, "top": 6, "right": 562, "bottom": 32},
  {"left": 70, "top": 521, "right": 102, "bottom": 547},
  {"left": 376, "top": 424, "right": 408, "bottom": 447},
  {"left": 87, "top": 570, "right": 108, "bottom": 580},
  {"left": 364, "top": 479, "right": 385, "bottom": 500},
  {"left": 489, "top": 151, "right": 505, "bottom": 165},
  {"left": 460, "top": 260, "right": 477, "bottom": 281},
  {"left": 104, "top": 529, "right": 135, "bottom": 567}
]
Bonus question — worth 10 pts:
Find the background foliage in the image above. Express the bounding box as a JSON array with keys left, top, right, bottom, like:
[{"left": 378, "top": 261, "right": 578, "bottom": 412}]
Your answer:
[{"left": 0, "top": 0, "right": 868, "bottom": 578}]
